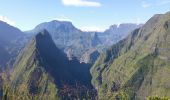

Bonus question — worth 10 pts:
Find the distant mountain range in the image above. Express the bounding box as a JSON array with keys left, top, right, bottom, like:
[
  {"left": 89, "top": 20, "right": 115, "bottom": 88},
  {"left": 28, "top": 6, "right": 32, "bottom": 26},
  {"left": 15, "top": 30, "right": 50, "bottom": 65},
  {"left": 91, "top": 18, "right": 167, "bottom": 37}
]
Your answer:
[
  {"left": 0, "top": 19, "right": 141, "bottom": 67},
  {"left": 27, "top": 20, "right": 142, "bottom": 63},
  {"left": 97, "top": 23, "right": 143, "bottom": 46}
]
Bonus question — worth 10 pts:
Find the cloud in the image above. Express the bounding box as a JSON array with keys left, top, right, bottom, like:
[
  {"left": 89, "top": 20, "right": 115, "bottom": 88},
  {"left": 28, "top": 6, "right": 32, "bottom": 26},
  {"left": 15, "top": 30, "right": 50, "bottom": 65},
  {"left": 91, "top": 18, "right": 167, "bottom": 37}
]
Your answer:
[
  {"left": 157, "top": 0, "right": 170, "bottom": 6},
  {"left": 0, "top": 15, "right": 15, "bottom": 26},
  {"left": 54, "top": 15, "right": 73, "bottom": 22},
  {"left": 142, "top": 2, "right": 152, "bottom": 8},
  {"left": 141, "top": 0, "right": 170, "bottom": 8},
  {"left": 61, "top": 0, "right": 101, "bottom": 7},
  {"left": 54, "top": 17, "right": 72, "bottom": 22}
]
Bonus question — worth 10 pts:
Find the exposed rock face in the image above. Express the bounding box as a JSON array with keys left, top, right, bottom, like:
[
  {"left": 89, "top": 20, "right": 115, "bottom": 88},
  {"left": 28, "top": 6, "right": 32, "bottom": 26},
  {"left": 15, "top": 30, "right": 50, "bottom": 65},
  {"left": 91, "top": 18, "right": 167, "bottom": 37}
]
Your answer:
[{"left": 80, "top": 48, "right": 100, "bottom": 64}]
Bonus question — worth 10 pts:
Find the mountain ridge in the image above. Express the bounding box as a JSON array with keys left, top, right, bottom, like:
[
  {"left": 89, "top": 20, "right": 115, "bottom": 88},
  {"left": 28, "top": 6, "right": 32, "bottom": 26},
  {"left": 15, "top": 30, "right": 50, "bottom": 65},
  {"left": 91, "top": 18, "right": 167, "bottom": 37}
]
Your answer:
[
  {"left": 9, "top": 29, "right": 95, "bottom": 99},
  {"left": 91, "top": 11, "right": 170, "bottom": 99},
  {"left": 0, "top": 21, "right": 28, "bottom": 67}
]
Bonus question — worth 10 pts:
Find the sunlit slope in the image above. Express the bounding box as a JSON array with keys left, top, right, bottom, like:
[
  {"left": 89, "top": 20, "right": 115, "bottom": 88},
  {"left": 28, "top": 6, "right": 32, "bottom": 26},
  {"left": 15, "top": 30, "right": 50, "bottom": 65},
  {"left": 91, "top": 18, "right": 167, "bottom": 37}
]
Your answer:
[{"left": 91, "top": 12, "right": 170, "bottom": 99}]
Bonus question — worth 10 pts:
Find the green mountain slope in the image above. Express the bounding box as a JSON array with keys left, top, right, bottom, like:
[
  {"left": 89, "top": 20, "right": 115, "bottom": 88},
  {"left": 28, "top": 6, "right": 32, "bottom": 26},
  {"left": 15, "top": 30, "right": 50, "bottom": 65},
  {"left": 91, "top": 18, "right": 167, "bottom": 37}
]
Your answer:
[
  {"left": 5, "top": 30, "right": 95, "bottom": 100},
  {"left": 91, "top": 12, "right": 170, "bottom": 99}
]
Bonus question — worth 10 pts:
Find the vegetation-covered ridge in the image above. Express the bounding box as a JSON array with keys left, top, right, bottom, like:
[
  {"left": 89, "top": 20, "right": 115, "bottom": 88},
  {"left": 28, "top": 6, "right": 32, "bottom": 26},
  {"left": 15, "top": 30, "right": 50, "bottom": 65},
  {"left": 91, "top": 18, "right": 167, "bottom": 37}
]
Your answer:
[
  {"left": 1, "top": 29, "right": 96, "bottom": 100},
  {"left": 91, "top": 12, "right": 170, "bottom": 99}
]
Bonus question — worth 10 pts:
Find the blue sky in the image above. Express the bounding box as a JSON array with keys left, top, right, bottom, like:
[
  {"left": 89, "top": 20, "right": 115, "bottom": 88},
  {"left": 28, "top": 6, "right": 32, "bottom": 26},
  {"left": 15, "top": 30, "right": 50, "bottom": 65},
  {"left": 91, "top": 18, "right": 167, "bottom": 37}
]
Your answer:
[{"left": 0, "top": 0, "right": 170, "bottom": 31}]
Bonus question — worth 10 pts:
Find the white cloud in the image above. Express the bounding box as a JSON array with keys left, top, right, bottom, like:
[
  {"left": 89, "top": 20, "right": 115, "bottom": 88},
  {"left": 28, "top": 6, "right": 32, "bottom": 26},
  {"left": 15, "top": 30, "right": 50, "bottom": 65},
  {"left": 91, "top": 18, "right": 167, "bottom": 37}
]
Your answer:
[
  {"left": 61, "top": 0, "right": 101, "bottom": 7},
  {"left": 142, "top": 0, "right": 170, "bottom": 8},
  {"left": 80, "top": 26, "right": 105, "bottom": 32},
  {"left": 0, "top": 15, "right": 15, "bottom": 26},
  {"left": 54, "top": 17, "right": 72, "bottom": 22},
  {"left": 157, "top": 0, "right": 170, "bottom": 6},
  {"left": 142, "top": 2, "right": 151, "bottom": 8}
]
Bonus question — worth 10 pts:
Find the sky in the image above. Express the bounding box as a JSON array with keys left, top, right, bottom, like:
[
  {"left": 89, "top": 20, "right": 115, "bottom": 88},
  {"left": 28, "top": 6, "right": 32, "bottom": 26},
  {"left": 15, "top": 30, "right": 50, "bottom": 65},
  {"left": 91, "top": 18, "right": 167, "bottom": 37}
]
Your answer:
[{"left": 0, "top": 0, "right": 170, "bottom": 31}]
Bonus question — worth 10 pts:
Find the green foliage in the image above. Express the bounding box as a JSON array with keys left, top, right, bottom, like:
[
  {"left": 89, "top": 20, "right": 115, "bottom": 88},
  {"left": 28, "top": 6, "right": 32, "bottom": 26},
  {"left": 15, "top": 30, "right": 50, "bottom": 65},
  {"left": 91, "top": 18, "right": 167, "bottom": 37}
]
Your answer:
[
  {"left": 4, "top": 30, "right": 96, "bottom": 100},
  {"left": 148, "top": 96, "right": 170, "bottom": 100},
  {"left": 91, "top": 12, "right": 170, "bottom": 99}
]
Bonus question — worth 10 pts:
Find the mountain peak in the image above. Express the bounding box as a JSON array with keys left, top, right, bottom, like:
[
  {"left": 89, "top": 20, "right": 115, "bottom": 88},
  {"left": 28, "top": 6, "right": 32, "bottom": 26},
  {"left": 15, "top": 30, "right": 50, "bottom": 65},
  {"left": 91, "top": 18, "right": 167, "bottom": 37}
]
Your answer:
[
  {"left": 33, "top": 30, "right": 65, "bottom": 65},
  {"left": 49, "top": 20, "right": 77, "bottom": 31},
  {"left": 46, "top": 20, "right": 75, "bottom": 29},
  {"left": 34, "top": 29, "right": 58, "bottom": 52},
  {"left": 0, "top": 20, "right": 23, "bottom": 42},
  {"left": 109, "top": 24, "right": 118, "bottom": 29},
  {"left": 35, "top": 29, "right": 51, "bottom": 39},
  {"left": 51, "top": 20, "right": 73, "bottom": 25},
  {"left": 32, "top": 19, "right": 79, "bottom": 35}
]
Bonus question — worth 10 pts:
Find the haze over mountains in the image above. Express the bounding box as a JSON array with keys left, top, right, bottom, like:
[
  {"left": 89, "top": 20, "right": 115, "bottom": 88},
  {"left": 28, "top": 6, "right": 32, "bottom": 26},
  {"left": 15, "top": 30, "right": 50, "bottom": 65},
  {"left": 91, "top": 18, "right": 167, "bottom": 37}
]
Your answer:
[
  {"left": 0, "top": 19, "right": 141, "bottom": 68},
  {"left": 28, "top": 20, "right": 141, "bottom": 63},
  {"left": 0, "top": 11, "right": 170, "bottom": 100}
]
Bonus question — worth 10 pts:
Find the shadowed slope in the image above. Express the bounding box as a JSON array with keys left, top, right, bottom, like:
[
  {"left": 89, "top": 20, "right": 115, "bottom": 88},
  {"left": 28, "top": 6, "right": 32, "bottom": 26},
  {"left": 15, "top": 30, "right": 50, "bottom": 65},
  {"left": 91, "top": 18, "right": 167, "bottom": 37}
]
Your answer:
[{"left": 9, "top": 30, "right": 94, "bottom": 99}]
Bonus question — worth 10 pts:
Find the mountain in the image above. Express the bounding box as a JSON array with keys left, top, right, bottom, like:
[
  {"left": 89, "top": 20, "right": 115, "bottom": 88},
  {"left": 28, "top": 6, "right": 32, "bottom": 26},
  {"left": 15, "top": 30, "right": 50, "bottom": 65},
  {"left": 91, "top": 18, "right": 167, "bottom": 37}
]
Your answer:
[
  {"left": 97, "top": 23, "right": 143, "bottom": 46},
  {"left": 0, "top": 21, "right": 23, "bottom": 42},
  {"left": 80, "top": 48, "right": 100, "bottom": 64},
  {"left": 28, "top": 20, "right": 101, "bottom": 62},
  {"left": 7, "top": 30, "right": 95, "bottom": 99},
  {"left": 91, "top": 12, "right": 170, "bottom": 99},
  {"left": 28, "top": 21, "right": 141, "bottom": 64},
  {"left": 0, "top": 21, "right": 27, "bottom": 67}
]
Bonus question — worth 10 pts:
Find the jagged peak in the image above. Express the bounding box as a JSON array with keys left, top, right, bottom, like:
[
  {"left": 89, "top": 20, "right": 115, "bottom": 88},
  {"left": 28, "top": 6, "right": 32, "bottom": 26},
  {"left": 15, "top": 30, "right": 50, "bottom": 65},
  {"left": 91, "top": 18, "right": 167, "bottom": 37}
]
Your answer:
[
  {"left": 109, "top": 24, "right": 118, "bottom": 29},
  {"left": 35, "top": 29, "right": 51, "bottom": 39},
  {"left": 108, "top": 23, "right": 141, "bottom": 29},
  {"left": 33, "top": 29, "right": 62, "bottom": 55}
]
